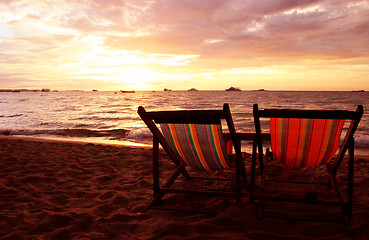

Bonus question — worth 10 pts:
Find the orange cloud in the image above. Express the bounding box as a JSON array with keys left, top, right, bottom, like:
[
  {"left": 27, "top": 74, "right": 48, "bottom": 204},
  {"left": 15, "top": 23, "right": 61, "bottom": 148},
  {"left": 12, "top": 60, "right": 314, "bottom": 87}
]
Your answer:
[{"left": 0, "top": 0, "right": 368, "bottom": 90}]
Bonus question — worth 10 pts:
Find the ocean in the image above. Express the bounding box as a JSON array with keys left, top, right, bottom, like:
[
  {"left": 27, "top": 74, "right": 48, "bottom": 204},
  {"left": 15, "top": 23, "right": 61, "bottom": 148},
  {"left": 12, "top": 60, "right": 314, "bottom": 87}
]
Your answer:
[{"left": 1, "top": 90, "right": 368, "bottom": 154}]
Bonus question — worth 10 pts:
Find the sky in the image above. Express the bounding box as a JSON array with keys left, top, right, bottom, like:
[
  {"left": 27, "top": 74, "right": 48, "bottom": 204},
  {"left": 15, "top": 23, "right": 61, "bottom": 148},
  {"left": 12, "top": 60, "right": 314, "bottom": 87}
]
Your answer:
[{"left": 0, "top": 0, "right": 368, "bottom": 91}]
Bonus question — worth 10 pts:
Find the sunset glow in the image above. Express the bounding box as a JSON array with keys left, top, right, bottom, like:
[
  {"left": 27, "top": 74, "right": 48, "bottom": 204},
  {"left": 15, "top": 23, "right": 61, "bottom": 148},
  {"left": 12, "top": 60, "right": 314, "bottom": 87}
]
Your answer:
[{"left": 0, "top": 0, "right": 368, "bottom": 91}]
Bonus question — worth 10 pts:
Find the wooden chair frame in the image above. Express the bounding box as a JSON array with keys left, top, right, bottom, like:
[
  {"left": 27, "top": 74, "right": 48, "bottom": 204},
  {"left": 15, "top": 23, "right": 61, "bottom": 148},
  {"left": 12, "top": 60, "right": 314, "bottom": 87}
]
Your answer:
[
  {"left": 138, "top": 103, "right": 247, "bottom": 213},
  {"left": 251, "top": 104, "right": 363, "bottom": 223}
]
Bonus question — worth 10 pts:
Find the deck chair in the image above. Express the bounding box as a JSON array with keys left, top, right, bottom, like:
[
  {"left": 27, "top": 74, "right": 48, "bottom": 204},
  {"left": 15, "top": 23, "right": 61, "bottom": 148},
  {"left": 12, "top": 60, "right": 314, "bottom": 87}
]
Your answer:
[
  {"left": 138, "top": 103, "right": 247, "bottom": 213},
  {"left": 251, "top": 104, "right": 363, "bottom": 224}
]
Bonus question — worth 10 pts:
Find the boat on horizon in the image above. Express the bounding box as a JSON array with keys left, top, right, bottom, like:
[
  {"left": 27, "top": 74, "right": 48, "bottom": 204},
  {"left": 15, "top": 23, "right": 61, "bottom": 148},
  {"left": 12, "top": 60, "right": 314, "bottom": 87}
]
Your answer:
[
  {"left": 188, "top": 88, "right": 198, "bottom": 91},
  {"left": 226, "top": 86, "right": 241, "bottom": 91},
  {"left": 120, "top": 90, "right": 135, "bottom": 93}
]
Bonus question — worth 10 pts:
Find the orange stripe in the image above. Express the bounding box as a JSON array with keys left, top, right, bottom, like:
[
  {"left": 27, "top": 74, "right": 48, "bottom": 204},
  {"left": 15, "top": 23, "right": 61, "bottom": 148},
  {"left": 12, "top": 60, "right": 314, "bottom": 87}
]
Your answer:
[
  {"left": 270, "top": 118, "right": 277, "bottom": 160},
  {"left": 298, "top": 119, "right": 313, "bottom": 168},
  {"left": 325, "top": 119, "right": 344, "bottom": 163},
  {"left": 306, "top": 119, "right": 325, "bottom": 167},
  {"left": 275, "top": 118, "right": 283, "bottom": 163},
  {"left": 295, "top": 119, "right": 305, "bottom": 167},
  {"left": 317, "top": 119, "right": 334, "bottom": 165},
  {"left": 188, "top": 124, "right": 211, "bottom": 171},
  {"left": 210, "top": 125, "right": 229, "bottom": 168},
  {"left": 167, "top": 124, "right": 189, "bottom": 165},
  {"left": 205, "top": 125, "right": 221, "bottom": 169},
  {"left": 271, "top": 118, "right": 345, "bottom": 169},
  {"left": 286, "top": 118, "right": 300, "bottom": 168}
]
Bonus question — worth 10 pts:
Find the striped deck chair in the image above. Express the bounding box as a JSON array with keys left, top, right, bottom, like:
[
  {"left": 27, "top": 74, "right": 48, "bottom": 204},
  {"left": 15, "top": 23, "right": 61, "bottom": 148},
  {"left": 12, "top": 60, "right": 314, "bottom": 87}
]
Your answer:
[
  {"left": 138, "top": 103, "right": 247, "bottom": 213},
  {"left": 251, "top": 104, "right": 363, "bottom": 224}
]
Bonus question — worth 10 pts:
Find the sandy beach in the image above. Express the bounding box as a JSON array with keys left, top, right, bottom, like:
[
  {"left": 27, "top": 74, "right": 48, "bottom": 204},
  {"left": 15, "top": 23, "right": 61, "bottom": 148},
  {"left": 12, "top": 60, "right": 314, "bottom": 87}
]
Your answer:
[{"left": 1, "top": 136, "right": 369, "bottom": 240}]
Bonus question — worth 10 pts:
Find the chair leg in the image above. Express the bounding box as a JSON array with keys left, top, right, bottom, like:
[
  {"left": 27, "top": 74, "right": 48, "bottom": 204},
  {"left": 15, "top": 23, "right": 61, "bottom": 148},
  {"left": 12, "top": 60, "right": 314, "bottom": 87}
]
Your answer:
[
  {"left": 261, "top": 148, "right": 269, "bottom": 185},
  {"left": 327, "top": 137, "right": 354, "bottom": 223},
  {"left": 163, "top": 163, "right": 187, "bottom": 188},
  {"left": 347, "top": 138, "right": 354, "bottom": 217},
  {"left": 144, "top": 196, "right": 162, "bottom": 212},
  {"left": 257, "top": 202, "right": 264, "bottom": 220},
  {"left": 250, "top": 140, "right": 257, "bottom": 203},
  {"left": 236, "top": 154, "right": 242, "bottom": 203},
  {"left": 153, "top": 137, "right": 160, "bottom": 201},
  {"left": 150, "top": 137, "right": 190, "bottom": 210},
  {"left": 327, "top": 165, "right": 344, "bottom": 210},
  {"left": 241, "top": 157, "right": 247, "bottom": 184}
]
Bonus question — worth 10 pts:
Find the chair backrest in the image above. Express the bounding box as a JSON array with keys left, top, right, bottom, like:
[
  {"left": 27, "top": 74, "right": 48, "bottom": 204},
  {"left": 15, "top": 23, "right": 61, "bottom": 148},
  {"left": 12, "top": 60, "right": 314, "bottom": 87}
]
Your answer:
[
  {"left": 138, "top": 103, "right": 240, "bottom": 172},
  {"left": 253, "top": 104, "right": 363, "bottom": 169}
]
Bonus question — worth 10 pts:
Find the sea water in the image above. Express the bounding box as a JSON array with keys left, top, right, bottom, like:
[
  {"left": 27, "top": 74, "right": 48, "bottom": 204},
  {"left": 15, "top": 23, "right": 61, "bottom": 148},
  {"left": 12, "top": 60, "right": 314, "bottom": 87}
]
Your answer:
[{"left": 1, "top": 90, "right": 368, "bottom": 154}]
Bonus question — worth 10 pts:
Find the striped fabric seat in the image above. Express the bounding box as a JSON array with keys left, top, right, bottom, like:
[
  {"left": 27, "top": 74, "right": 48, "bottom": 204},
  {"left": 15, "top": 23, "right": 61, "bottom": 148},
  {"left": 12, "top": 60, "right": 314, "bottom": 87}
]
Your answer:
[
  {"left": 270, "top": 118, "right": 345, "bottom": 168},
  {"left": 138, "top": 104, "right": 246, "bottom": 211},
  {"left": 251, "top": 104, "right": 363, "bottom": 221},
  {"left": 160, "top": 123, "right": 231, "bottom": 171}
]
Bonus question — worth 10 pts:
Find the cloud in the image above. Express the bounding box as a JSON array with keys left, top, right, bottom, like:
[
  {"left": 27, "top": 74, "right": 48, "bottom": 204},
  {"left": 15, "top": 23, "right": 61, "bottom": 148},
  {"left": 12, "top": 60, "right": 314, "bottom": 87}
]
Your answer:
[
  {"left": 98, "top": 0, "right": 369, "bottom": 62},
  {"left": 227, "top": 0, "right": 322, "bottom": 16},
  {"left": 0, "top": 0, "right": 368, "bottom": 90}
]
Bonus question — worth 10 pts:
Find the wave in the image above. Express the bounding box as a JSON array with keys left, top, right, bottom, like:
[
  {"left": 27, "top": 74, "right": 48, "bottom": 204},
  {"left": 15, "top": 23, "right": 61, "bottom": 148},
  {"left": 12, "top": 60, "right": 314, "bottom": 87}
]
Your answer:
[
  {"left": 0, "top": 114, "right": 23, "bottom": 118},
  {"left": 2, "top": 127, "right": 369, "bottom": 153},
  {"left": 125, "top": 128, "right": 152, "bottom": 141},
  {"left": 0, "top": 128, "right": 130, "bottom": 139},
  {"left": 69, "top": 116, "right": 134, "bottom": 122}
]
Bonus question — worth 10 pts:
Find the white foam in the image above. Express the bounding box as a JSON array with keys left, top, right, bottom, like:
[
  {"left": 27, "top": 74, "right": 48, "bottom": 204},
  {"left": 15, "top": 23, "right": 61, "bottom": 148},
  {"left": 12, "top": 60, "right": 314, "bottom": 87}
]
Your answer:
[{"left": 125, "top": 128, "right": 152, "bottom": 140}]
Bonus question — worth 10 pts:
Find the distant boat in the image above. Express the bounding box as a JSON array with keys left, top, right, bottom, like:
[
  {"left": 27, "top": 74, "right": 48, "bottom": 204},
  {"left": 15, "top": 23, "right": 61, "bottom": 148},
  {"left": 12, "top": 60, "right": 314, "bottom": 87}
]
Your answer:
[
  {"left": 188, "top": 88, "right": 198, "bottom": 91},
  {"left": 226, "top": 87, "right": 241, "bottom": 91},
  {"left": 164, "top": 88, "right": 172, "bottom": 91},
  {"left": 0, "top": 89, "right": 20, "bottom": 92},
  {"left": 352, "top": 90, "right": 364, "bottom": 92},
  {"left": 41, "top": 88, "right": 51, "bottom": 92},
  {"left": 92, "top": 89, "right": 98, "bottom": 92},
  {"left": 120, "top": 90, "right": 135, "bottom": 93}
]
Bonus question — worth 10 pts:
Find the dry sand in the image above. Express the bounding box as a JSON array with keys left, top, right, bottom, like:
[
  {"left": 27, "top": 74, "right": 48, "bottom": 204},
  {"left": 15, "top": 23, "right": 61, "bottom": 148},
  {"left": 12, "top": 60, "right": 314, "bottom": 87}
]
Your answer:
[{"left": 1, "top": 136, "right": 369, "bottom": 240}]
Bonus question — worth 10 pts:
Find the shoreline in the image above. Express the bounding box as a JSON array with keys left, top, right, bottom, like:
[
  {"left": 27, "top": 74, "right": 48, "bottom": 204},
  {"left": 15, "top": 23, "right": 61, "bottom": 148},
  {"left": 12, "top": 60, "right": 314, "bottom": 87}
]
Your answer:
[
  {"left": 0, "top": 135, "right": 152, "bottom": 148},
  {"left": 2, "top": 135, "right": 368, "bottom": 157},
  {"left": 1, "top": 136, "right": 369, "bottom": 239}
]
